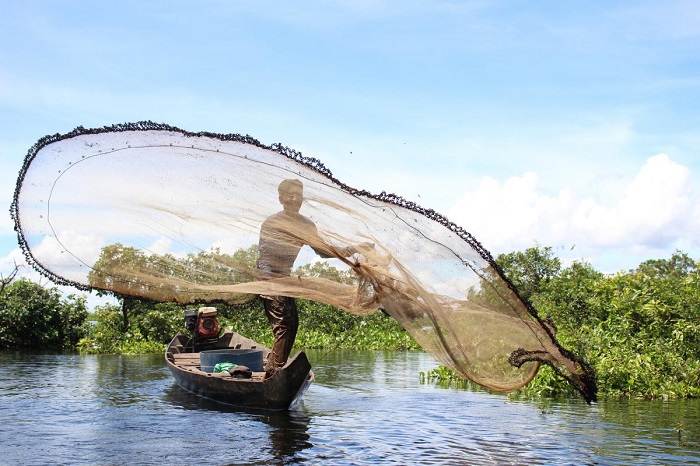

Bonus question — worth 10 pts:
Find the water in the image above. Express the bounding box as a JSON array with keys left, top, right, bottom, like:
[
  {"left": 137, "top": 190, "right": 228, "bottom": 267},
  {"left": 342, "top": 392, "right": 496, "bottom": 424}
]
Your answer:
[{"left": 1, "top": 350, "right": 698, "bottom": 465}]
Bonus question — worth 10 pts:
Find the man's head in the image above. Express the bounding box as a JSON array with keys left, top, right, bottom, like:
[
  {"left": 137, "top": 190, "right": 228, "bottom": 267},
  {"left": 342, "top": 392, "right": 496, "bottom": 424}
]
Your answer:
[{"left": 278, "top": 179, "right": 304, "bottom": 213}]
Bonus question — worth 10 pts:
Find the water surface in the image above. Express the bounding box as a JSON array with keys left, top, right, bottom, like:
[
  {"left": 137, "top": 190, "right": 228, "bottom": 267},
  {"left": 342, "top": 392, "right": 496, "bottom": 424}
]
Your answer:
[{"left": 0, "top": 350, "right": 698, "bottom": 465}]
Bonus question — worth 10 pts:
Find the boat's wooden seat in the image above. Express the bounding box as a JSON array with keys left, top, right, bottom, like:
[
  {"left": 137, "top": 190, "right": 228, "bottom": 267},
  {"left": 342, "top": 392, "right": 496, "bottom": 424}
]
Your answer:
[
  {"left": 173, "top": 353, "right": 200, "bottom": 359},
  {"left": 173, "top": 353, "right": 201, "bottom": 367}
]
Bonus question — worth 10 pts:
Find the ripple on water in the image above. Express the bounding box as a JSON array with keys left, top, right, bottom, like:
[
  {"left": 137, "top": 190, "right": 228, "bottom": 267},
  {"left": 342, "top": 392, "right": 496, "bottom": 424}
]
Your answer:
[{"left": 1, "top": 351, "right": 699, "bottom": 465}]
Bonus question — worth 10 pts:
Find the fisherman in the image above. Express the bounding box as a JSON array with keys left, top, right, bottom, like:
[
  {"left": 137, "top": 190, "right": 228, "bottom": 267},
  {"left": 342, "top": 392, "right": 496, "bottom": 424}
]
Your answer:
[{"left": 258, "top": 179, "right": 359, "bottom": 378}]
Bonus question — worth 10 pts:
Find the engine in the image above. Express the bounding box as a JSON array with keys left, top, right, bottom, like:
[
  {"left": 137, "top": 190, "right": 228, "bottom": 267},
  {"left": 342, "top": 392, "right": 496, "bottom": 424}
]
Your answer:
[
  {"left": 197, "top": 307, "right": 220, "bottom": 339},
  {"left": 184, "top": 306, "right": 220, "bottom": 341}
]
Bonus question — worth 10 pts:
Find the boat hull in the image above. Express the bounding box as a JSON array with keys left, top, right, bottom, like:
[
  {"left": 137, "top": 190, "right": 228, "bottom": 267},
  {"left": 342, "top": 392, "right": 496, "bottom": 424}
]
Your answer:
[{"left": 165, "top": 332, "right": 313, "bottom": 410}]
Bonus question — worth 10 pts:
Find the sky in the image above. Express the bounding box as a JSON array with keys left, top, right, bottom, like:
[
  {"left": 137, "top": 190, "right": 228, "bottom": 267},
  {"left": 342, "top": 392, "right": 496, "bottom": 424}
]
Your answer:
[{"left": 1, "top": 1, "right": 699, "bottom": 306}]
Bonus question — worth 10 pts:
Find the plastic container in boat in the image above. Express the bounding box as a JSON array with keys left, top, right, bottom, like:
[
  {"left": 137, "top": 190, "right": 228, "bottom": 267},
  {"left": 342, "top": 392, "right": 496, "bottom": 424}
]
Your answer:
[{"left": 200, "top": 349, "right": 264, "bottom": 372}]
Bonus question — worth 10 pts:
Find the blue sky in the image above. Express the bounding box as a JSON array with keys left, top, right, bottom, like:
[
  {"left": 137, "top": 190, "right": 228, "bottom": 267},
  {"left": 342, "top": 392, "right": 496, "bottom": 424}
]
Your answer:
[{"left": 2, "top": 1, "right": 700, "bottom": 300}]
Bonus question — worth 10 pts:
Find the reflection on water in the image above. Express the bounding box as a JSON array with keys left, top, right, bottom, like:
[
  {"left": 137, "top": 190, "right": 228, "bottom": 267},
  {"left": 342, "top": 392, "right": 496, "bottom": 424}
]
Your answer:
[
  {"left": 0, "top": 350, "right": 699, "bottom": 465},
  {"left": 163, "top": 385, "right": 313, "bottom": 464}
]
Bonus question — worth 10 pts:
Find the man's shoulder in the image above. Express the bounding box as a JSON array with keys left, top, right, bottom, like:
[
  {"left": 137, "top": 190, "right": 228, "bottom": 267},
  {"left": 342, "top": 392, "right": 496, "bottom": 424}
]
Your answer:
[
  {"left": 263, "top": 211, "right": 316, "bottom": 226},
  {"left": 296, "top": 213, "right": 316, "bottom": 226},
  {"left": 261, "top": 211, "right": 285, "bottom": 228}
]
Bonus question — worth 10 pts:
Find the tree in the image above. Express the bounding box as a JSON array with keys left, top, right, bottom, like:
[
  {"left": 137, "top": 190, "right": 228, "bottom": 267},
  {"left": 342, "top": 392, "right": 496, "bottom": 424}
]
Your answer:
[
  {"left": 88, "top": 243, "right": 153, "bottom": 330},
  {"left": 635, "top": 250, "right": 697, "bottom": 279},
  {"left": 88, "top": 243, "right": 262, "bottom": 330},
  {"left": 533, "top": 260, "right": 605, "bottom": 331},
  {"left": 0, "top": 263, "right": 19, "bottom": 296},
  {"left": 495, "top": 246, "right": 562, "bottom": 301},
  {"left": 524, "top": 249, "right": 700, "bottom": 398},
  {"left": 0, "top": 278, "right": 88, "bottom": 350},
  {"left": 294, "top": 260, "right": 356, "bottom": 284}
]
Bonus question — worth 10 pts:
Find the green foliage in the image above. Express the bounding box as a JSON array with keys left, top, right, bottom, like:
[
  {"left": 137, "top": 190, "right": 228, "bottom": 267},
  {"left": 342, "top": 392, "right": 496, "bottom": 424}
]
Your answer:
[
  {"left": 13, "top": 241, "right": 700, "bottom": 401},
  {"left": 496, "top": 246, "right": 561, "bottom": 301},
  {"left": 425, "top": 247, "right": 700, "bottom": 400},
  {"left": 77, "top": 302, "right": 183, "bottom": 354},
  {"left": 77, "top": 293, "right": 418, "bottom": 354},
  {"left": 531, "top": 260, "right": 604, "bottom": 354},
  {"left": 636, "top": 251, "right": 696, "bottom": 279},
  {"left": 130, "top": 303, "right": 185, "bottom": 343},
  {"left": 294, "top": 261, "right": 356, "bottom": 284},
  {"left": 514, "top": 365, "right": 577, "bottom": 399},
  {"left": 220, "top": 298, "right": 419, "bottom": 351},
  {"left": 419, "top": 365, "right": 480, "bottom": 390},
  {"left": 88, "top": 243, "right": 261, "bottom": 323},
  {"left": 218, "top": 300, "right": 274, "bottom": 347},
  {"left": 573, "top": 256, "right": 700, "bottom": 399},
  {"left": 80, "top": 243, "right": 415, "bottom": 353},
  {"left": 77, "top": 304, "right": 124, "bottom": 353},
  {"left": 295, "top": 301, "right": 419, "bottom": 350},
  {"left": 495, "top": 247, "right": 700, "bottom": 400},
  {"left": 0, "top": 278, "right": 89, "bottom": 350}
]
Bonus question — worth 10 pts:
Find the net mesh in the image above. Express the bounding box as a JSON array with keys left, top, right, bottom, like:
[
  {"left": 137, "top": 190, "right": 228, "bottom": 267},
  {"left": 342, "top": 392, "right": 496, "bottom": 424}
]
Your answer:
[{"left": 10, "top": 122, "right": 596, "bottom": 402}]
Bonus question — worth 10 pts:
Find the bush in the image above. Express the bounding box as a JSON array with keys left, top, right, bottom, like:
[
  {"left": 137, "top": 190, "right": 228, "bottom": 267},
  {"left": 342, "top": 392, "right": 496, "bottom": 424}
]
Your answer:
[
  {"left": 219, "top": 298, "right": 419, "bottom": 351},
  {"left": 0, "top": 278, "right": 88, "bottom": 350},
  {"left": 78, "top": 302, "right": 186, "bottom": 354},
  {"left": 498, "top": 248, "right": 700, "bottom": 400}
]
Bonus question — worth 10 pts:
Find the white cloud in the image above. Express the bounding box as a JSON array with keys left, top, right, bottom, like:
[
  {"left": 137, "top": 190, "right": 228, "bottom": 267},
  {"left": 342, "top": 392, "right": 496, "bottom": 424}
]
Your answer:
[
  {"left": 572, "top": 154, "right": 692, "bottom": 247},
  {"left": 34, "top": 230, "right": 104, "bottom": 266},
  {"left": 447, "top": 154, "right": 698, "bottom": 268},
  {"left": 146, "top": 236, "right": 173, "bottom": 256},
  {"left": 13, "top": 230, "right": 106, "bottom": 285},
  {"left": 1, "top": 247, "right": 25, "bottom": 275},
  {"left": 1, "top": 247, "right": 116, "bottom": 310}
]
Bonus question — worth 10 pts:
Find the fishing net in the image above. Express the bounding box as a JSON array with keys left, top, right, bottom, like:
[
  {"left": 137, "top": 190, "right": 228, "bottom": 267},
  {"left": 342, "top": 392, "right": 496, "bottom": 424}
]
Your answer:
[{"left": 10, "top": 122, "right": 596, "bottom": 402}]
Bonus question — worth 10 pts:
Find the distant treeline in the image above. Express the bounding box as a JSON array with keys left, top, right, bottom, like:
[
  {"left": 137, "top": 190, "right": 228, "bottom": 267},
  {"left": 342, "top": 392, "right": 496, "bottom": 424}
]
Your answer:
[{"left": 1, "top": 247, "right": 698, "bottom": 399}]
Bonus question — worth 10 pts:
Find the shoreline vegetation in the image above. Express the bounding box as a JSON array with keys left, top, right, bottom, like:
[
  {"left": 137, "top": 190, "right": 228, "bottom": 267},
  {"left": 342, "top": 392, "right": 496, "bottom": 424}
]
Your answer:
[{"left": 1, "top": 247, "right": 699, "bottom": 400}]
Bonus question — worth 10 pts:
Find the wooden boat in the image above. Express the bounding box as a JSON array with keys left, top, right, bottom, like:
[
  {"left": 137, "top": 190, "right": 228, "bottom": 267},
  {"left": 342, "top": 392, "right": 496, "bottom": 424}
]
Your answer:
[{"left": 165, "top": 330, "right": 314, "bottom": 410}]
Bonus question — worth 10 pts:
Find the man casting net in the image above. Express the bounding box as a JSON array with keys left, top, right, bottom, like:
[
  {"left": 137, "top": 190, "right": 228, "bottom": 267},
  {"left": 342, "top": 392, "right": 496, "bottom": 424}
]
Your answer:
[{"left": 11, "top": 122, "right": 597, "bottom": 402}]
